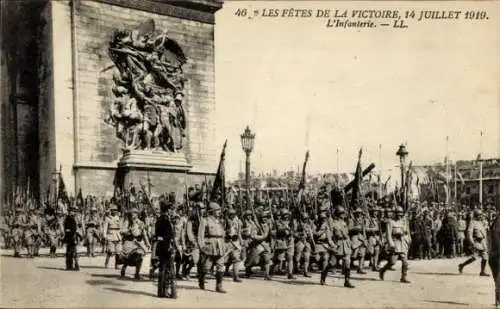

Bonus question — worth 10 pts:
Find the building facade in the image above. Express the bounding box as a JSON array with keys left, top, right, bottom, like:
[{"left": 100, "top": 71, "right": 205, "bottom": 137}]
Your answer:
[{"left": 1, "top": 0, "right": 223, "bottom": 202}]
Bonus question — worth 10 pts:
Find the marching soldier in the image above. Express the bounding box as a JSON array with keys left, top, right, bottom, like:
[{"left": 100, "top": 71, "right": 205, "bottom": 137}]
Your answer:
[
  {"left": 198, "top": 202, "right": 227, "bottom": 293},
  {"left": 328, "top": 206, "right": 355, "bottom": 288},
  {"left": 172, "top": 210, "right": 186, "bottom": 279},
  {"left": 457, "top": 212, "right": 466, "bottom": 256},
  {"left": 458, "top": 209, "right": 489, "bottom": 276},
  {"left": 24, "top": 209, "right": 41, "bottom": 258},
  {"left": 379, "top": 206, "right": 411, "bottom": 283},
  {"left": 119, "top": 207, "right": 150, "bottom": 280},
  {"left": 181, "top": 202, "right": 204, "bottom": 279},
  {"left": 244, "top": 210, "right": 273, "bottom": 281},
  {"left": 273, "top": 209, "right": 295, "bottom": 279},
  {"left": 11, "top": 206, "right": 27, "bottom": 257},
  {"left": 44, "top": 210, "right": 63, "bottom": 258},
  {"left": 348, "top": 208, "right": 367, "bottom": 274},
  {"left": 224, "top": 208, "right": 243, "bottom": 282},
  {"left": 366, "top": 207, "right": 381, "bottom": 271},
  {"left": 103, "top": 204, "right": 122, "bottom": 269},
  {"left": 240, "top": 210, "right": 255, "bottom": 265},
  {"left": 85, "top": 206, "right": 101, "bottom": 257},
  {"left": 294, "top": 212, "right": 313, "bottom": 277},
  {"left": 315, "top": 209, "right": 337, "bottom": 285},
  {"left": 64, "top": 206, "right": 81, "bottom": 271}
]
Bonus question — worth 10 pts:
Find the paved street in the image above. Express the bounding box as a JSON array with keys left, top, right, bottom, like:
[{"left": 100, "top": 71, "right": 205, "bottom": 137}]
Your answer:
[{"left": 0, "top": 250, "right": 495, "bottom": 308}]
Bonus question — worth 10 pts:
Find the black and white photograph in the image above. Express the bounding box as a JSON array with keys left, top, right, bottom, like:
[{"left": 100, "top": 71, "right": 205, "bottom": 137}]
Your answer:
[{"left": 0, "top": 0, "right": 499, "bottom": 308}]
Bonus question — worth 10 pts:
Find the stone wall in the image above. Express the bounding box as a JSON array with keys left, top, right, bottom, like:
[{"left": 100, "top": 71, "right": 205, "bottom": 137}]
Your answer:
[{"left": 69, "top": 0, "right": 218, "bottom": 195}]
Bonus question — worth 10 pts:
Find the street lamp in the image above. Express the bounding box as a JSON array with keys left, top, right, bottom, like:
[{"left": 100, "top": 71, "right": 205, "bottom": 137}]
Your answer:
[
  {"left": 240, "top": 126, "right": 255, "bottom": 210},
  {"left": 396, "top": 144, "right": 409, "bottom": 208}
]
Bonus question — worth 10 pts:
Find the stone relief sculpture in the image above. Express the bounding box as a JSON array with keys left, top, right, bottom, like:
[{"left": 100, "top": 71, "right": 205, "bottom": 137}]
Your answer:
[{"left": 105, "top": 19, "right": 188, "bottom": 152}]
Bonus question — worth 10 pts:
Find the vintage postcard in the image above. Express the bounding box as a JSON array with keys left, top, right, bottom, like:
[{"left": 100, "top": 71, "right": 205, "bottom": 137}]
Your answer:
[{"left": 0, "top": 0, "right": 499, "bottom": 308}]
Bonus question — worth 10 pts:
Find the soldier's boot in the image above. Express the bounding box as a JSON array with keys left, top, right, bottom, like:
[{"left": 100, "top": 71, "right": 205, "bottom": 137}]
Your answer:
[
  {"left": 215, "top": 271, "right": 226, "bottom": 293},
  {"left": 264, "top": 264, "right": 272, "bottom": 281},
  {"left": 379, "top": 262, "right": 392, "bottom": 280},
  {"left": 74, "top": 256, "right": 80, "bottom": 271},
  {"left": 185, "top": 264, "right": 194, "bottom": 279},
  {"left": 459, "top": 257, "right": 475, "bottom": 274},
  {"left": 372, "top": 249, "right": 380, "bottom": 271},
  {"left": 134, "top": 259, "right": 143, "bottom": 280},
  {"left": 34, "top": 245, "right": 40, "bottom": 257},
  {"left": 121, "top": 265, "right": 127, "bottom": 278},
  {"left": 114, "top": 255, "right": 120, "bottom": 270},
  {"left": 303, "top": 260, "right": 311, "bottom": 278},
  {"left": 233, "top": 263, "right": 242, "bottom": 282},
  {"left": 66, "top": 253, "right": 73, "bottom": 270},
  {"left": 480, "top": 259, "right": 490, "bottom": 276},
  {"left": 344, "top": 267, "right": 355, "bottom": 288},
  {"left": 287, "top": 260, "right": 296, "bottom": 279},
  {"left": 105, "top": 254, "right": 110, "bottom": 268},
  {"left": 400, "top": 262, "right": 411, "bottom": 283},
  {"left": 224, "top": 264, "right": 231, "bottom": 277},
  {"left": 245, "top": 266, "right": 253, "bottom": 278},
  {"left": 198, "top": 271, "right": 206, "bottom": 290},
  {"left": 320, "top": 268, "right": 328, "bottom": 285},
  {"left": 357, "top": 256, "right": 367, "bottom": 274}
]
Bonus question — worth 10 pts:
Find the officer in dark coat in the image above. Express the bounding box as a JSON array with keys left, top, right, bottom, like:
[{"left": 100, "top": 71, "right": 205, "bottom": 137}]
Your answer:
[
  {"left": 64, "top": 206, "right": 80, "bottom": 271},
  {"left": 155, "top": 200, "right": 178, "bottom": 298}
]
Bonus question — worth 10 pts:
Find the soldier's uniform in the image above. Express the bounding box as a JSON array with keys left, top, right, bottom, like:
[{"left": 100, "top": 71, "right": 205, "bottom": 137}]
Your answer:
[
  {"left": 119, "top": 208, "right": 149, "bottom": 279},
  {"left": 366, "top": 208, "right": 381, "bottom": 271},
  {"left": 458, "top": 209, "right": 489, "bottom": 276},
  {"left": 64, "top": 206, "right": 81, "bottom": 271},
  {"left": 103, "top": 204, "right": 122, "bottom": 269},
  {"left": 224, "top": 208, "right": 243, "bottom": 282},
  {"left": 240, "top": 210, "right": 255, "bottom": 264},
  {"left": 348, "top": 208, "right": 367, "bottom": 274},
  {"left": 181, "top": 202, "right": 204, "bottom": 279},
  {"left": 24, "top": 211, "right": 41, "bottom": 258},
  {"left": 294, "top": 212, "right": 313, "bottom": 277},
  {"left": 457, "top": 213, "right": 467, "bottom": 256},
  {"left": 273, "top": 209, "right": 295, "bottom": 279},
  {"left": 85, "top": 207, "right": 101, "bottom": 257},
  {"left": 315, "top": 211, "right": 337, "bottom": 285},
  {"left": 11, "top": 207, "right": 27, "bottom": 257},
  {"left": 198, "top": 202, "right": 227, "bottom": 293},
  {"left": 44, "top": 213, "right": 62, "bottom": 258},
  {"left": 328, "top": 206, "right": 355, "bottom": 288},
  {"left": 244, "top": 210, "right": 273, "bottom": 281},
  {"left": 173, "top": 212, "right": 186, "bottom": 279},
  {"left": 379, "top": 206, "right": 411, "bottom": 283}
]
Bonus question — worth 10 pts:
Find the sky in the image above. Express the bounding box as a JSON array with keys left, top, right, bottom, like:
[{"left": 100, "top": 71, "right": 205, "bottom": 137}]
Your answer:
[{"left": 213, "top": 1, "right": 500, "bottom": 180}]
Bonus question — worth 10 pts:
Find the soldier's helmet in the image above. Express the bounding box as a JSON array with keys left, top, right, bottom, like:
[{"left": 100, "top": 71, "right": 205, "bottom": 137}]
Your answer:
[
  {"left": 281, "top": 209, "right": 290, "bottom": 218},
  {"left": 334, "top": 206, "right": 346, "bottom": 215},
  {"left": 244, "top": 210, "right": 253, "bottom": 217},
  {"left": 129, "top": 207, "right": 139, "bottom": 214},
  {"left": 353, "top": 207, "right": 363, "bottom": 214},
  {"left": 90, "top": 206, "right": 98, "bottom": 212},
  {"left": 319, "top": 212, "right": 327, "bottom": 219},
  {"left": 396, "top": 206, "right": 404, "bottom": 214},
  {"left": 474, "top": 209, "right": 483, "bottom": 217},
  {"left": 16, "top": 206, "right": 25, "bottom": 213},
  {"left": 109, "top": 204, "right": 118, "bottom": 211},
  {"left": 196, "top": 202, "right": 206, "bottom": 210},
  {"left": 301, "top": 212, "right": 309, "bottom": 220},
  {"left": 228, "top": 208, "right": 236, "bottom": 215},
  {"left": 208, "top": 202, "right": 221, "bottom": 212}
]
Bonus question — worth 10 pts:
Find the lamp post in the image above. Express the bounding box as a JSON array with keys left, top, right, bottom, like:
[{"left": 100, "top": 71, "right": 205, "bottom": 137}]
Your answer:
[
  {"left": 396, "top": 144, "right": 409, "bottom": 208},
  {"left": 240, "top": 126, "right": 255, "bottom": 211}
]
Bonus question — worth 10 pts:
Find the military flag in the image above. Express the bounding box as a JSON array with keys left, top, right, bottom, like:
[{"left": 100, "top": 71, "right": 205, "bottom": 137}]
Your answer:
[
  {"left": 211, "top": 140, "right": 227, "bottom": 207},
  {"left": 57, "top": 170, "right": 70, "bottom": 206},
  {"left": 350, "top": 148, "right": 363, "bottom": 209}
]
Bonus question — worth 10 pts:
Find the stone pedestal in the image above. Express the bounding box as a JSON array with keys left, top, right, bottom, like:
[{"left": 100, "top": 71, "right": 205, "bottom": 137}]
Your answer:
[{"left": 118, "top": 149, "right": 193, "bottom": 198}]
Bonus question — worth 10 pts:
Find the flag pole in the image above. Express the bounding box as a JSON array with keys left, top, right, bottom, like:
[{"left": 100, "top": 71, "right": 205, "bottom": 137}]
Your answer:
[
  {"left": 445, "top": 136, "right": 450, "bottom": 206},
  {"left": 479, "top": 130, "right": 483, "bottom": 208},
  {"left": 378, "top": 144, "right": 382, "bottom": 199}
]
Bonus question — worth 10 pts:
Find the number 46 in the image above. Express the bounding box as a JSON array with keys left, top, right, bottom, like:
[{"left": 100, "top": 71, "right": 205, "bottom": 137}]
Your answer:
[{"left": 234, "top": 8, "right": 247, "bottom": 17}]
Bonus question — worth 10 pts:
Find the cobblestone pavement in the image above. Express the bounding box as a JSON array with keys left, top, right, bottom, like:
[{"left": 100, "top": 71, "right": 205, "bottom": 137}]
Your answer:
[{"left": 0, "top": 249, "right": 495, "bottom": 308}]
